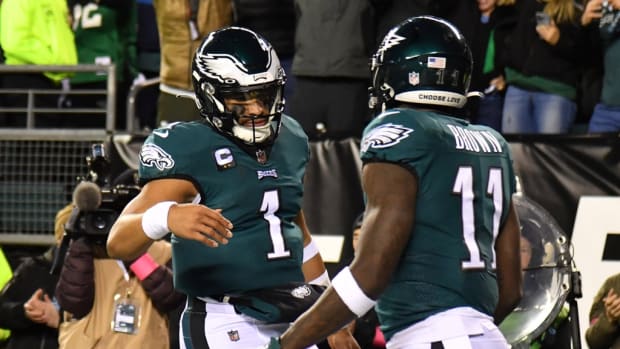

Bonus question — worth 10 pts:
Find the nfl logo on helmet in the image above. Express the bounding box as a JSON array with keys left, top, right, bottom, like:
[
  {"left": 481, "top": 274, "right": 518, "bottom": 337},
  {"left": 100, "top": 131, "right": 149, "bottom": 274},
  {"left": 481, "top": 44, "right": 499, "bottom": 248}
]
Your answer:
[{"left": 408, "top": 72, "right": 419, "bottom": 86}]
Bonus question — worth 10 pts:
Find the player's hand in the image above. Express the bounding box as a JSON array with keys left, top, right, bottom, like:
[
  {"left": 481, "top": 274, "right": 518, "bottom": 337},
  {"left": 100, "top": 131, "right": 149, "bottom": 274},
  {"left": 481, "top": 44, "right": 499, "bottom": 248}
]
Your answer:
[
  {"left": 263, "top": 337, "right": 281, "bottom": 349},
  {"left": 604, "top": 288, "right": 620, "bottom": 324},
  {"left": 327, "top": 326, "right": 360, "bottom": 349},
  {"left": 168, "top": 204, "right": 233, "bottom": 247}
]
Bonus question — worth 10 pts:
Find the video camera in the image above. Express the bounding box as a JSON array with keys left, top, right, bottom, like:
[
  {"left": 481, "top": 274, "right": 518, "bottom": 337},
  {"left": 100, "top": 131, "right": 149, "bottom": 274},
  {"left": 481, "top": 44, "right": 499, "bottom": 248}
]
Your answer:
[{"left": 64, "top": 143, "right": 141, "bottom": 245}]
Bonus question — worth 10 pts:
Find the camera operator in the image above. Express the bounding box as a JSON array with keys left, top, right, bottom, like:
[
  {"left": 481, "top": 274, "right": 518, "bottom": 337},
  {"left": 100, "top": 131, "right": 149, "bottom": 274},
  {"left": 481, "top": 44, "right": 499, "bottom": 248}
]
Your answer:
[{"left": 55, "top": 143, "right": 185, "bottom": 349}]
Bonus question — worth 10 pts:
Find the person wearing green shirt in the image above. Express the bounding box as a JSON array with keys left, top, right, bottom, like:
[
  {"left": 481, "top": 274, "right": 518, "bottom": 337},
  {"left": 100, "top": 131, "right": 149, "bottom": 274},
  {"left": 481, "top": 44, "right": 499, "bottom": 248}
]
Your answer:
[{"left": 67, "top": 0, "right": 138, "bottom": 129}]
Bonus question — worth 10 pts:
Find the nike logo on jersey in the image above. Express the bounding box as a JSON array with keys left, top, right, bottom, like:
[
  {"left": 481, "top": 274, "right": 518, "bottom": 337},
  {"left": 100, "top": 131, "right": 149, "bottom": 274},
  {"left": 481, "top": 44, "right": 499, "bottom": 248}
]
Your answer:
[
  {"left": 140, "top": 144, "right": 175, "bottom": 171},
  {"left": 446, "top": 125, "right": 503, "bottom": 153},
  {"left": 360, "top": 123, "right": 413, "bottom": 153},
  {"left": 152, "top": 122, "right": 182, "bottom": 138},
  {"left": 153, "top": 129, "right": 169, "bottom": 138},
  {"left": 257, "top": 169, "right": 278, "bottom": 180}
]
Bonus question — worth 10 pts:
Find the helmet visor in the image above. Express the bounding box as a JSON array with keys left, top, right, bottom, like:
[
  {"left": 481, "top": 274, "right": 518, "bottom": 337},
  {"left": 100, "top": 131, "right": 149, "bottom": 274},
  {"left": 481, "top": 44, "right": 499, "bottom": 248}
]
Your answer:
[{"left": 220, "top": 82, "right": 281, "bottom": 121}]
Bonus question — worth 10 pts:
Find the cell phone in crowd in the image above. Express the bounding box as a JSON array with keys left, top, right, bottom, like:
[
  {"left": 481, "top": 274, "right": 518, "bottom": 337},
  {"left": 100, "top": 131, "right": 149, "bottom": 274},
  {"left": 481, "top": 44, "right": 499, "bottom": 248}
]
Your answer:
[{"left": 535, "top": 11, "right": 551, "bottom": 26}]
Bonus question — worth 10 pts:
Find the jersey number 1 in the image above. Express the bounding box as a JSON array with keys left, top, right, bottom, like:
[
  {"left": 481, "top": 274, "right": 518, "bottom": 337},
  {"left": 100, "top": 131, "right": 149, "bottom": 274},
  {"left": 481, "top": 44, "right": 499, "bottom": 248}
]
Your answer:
[
  {"left": 260, "top": 190, "right": 291, "bottom": 259},
  {"left": 453, "top": 166, "right": 503, "bottom": 270}
]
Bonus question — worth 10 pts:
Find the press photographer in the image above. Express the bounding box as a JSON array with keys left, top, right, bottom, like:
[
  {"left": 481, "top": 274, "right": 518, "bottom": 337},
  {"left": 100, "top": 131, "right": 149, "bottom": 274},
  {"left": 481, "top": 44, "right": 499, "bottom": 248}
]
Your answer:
[{"left": 53, "top": 140, "right": 185, "bottom": 349}]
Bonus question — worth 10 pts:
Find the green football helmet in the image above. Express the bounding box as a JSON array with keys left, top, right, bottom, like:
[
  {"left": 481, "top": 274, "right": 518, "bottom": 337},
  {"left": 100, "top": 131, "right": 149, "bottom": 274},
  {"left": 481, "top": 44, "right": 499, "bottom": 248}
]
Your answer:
[
  {"left": 369, "top": 16, "right": 473, "bottom": 113},
  {"left": 191, "top": 26, "right": 286, "bottom": 145}
]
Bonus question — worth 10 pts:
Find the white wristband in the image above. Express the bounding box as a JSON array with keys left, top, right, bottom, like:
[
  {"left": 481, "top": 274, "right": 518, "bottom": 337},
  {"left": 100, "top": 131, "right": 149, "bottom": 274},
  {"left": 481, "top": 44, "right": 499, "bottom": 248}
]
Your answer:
[
  {"left": 141, "top": 201, "right": 176, "bottom": 240},
  {"left": 308, "top": 270, "right": 331, "bottom": 287},
  {"left": 303, "top": 239, "right": 320, "bottom": 263},
  {"left": 332, "top": 267, "right": 376, "bottom": 317}
]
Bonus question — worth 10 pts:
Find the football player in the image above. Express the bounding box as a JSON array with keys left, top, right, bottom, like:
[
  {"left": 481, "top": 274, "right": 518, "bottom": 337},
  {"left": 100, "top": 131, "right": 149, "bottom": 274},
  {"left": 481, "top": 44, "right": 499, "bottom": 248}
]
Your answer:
[
  {"left": 265, "top": 16, "right": 522, "bottom": 349},
  {"left": 107, "top": 27, "right": 357, "bottom": 349}
]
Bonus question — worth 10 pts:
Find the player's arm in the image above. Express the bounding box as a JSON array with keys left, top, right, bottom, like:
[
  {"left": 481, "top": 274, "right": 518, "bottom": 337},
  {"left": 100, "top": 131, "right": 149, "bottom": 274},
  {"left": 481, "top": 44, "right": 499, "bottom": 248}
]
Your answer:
[
  {"left": 295, "top": 210, "right": 361, "bottom": 349},
  {"left": 296, "top": 210, "right": 329, "bottom": 285},
  {"left": 278, "top": 162, "right": 416, "bottom": 349},
  {"left": 107, "top": 178, "right": 233, "bottom": 260},
  {"left": 493, "top": 199, "right": 522, "bottom": 324}
]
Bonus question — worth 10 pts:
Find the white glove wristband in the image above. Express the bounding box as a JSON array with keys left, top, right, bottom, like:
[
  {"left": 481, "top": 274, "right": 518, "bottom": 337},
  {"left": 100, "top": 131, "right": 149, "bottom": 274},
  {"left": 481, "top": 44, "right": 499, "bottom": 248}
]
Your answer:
[
  {"left": 332, "top": 266, "right": 376, "bottom": 317},
  {"left": 308, "top": 270, "right": 331, "bottom": 287},
  {"left": 303, "top": 239, "right": 320, "bottom": 263},
  {"left": 141, "top": 201, "right": 176, "bottom": 240}
]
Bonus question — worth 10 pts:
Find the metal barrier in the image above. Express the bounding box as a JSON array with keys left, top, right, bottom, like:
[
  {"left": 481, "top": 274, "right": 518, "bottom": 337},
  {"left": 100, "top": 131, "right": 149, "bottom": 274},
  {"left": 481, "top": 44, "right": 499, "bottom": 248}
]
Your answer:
[
  {"left": 125, "top": 77, "right": 160, "bottom": 132},
  {"left": 0, "top": 129, "right": 110, "bottom": 245},
  {"left": 0, "top": 64, "right": 157, "bottom": 244},
  {"left": 0, "top": 64, "right": 118, "bottom": 130}
]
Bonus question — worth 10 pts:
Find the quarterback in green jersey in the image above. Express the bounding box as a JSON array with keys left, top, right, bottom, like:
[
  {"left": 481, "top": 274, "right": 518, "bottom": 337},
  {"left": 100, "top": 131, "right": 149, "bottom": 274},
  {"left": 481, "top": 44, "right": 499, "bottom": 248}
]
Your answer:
[
  {"left": 268, "top": 16, "right": 523, "bottom": 349},
  {"left": 107, "top": 27, "right": 357, "bottom": 349}
]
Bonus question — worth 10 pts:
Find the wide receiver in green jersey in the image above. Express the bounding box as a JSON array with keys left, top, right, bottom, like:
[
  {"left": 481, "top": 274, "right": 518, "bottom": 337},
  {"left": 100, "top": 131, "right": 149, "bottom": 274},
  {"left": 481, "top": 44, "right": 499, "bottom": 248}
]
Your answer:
[
  {"left": 267, "top": 16, "right": 523, "bottom": 349},
  {"left": 107, "top": 27, "right": 357, "bottom": 349}
]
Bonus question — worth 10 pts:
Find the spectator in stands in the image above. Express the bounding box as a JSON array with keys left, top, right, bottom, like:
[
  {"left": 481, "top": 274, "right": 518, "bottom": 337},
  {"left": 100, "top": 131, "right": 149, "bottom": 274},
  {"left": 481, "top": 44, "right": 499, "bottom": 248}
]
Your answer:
[
  {"left": 575, "top": 0, "right": 604, "bottom": 131},
  {"left": 0, "top": 248, "right": 13, "bottom": 346},
  {"left": 375, "top": 0, "right": 458, "bottom": 45},
  {"left": 55, "top": 199, "right": 185, "bottom": 349},
  {"left": 0, "top": 273, "right": 59, "bottom": 349},
  {"left": 232, "top": 0, "right": 296, "bottom": 109},
  {"left": 448, "top": 0, "right": 517, "bottom": 132},
  {"left": 153, "top": 0, "right": 232, "bottom": 125},
  {"left": 67, "top": 0, "right": 139, "bottom": 130},
  {"left": 582, "top": 0, "right": 620, "bottom": 133},
  {"left": 0, "top": 0, "right": 77, "bottom": 128},
  {"left": 287, "top": 0, "right": 377, "bottom": 140},
  {"left": 0, "top": 206, "right": 67, "bottom": 349},
  {"left": 135, "top": 0, "right": 161, "bottom": 130},
  {"left": 586, "top": 272, "right": 620, "bottom": 349},
  {"left": 501, "top": 0, "right": 586, "bottom": 134}
]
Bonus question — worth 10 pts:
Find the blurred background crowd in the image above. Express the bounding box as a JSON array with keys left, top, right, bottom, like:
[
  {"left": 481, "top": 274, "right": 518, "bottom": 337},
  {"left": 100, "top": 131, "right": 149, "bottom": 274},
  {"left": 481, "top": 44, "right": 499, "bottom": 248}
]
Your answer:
[{"left": 0, "top": 0, "right": 619, "bottom": 135}]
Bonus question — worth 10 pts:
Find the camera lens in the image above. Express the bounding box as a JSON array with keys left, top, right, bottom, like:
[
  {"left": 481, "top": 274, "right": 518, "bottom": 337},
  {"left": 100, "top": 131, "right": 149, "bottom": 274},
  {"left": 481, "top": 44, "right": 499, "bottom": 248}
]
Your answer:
[{"left": 93, "top": 214, "right": 108, "bottom": 230}]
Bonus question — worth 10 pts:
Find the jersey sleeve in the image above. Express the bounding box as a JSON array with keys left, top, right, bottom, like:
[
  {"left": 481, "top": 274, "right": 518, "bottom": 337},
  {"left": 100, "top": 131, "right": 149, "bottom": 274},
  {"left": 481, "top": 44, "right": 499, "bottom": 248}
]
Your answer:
[
  {"left": 359, "top": 110, "right": 433, "bottom": 175},
  {"left": 138, "top": 123, "right": 192, "bottom": 183}
]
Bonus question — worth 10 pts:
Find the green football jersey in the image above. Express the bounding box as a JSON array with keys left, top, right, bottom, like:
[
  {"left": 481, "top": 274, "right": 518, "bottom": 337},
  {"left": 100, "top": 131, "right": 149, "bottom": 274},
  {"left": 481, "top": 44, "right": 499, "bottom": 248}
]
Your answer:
[
  {"left": 71, "top": 2, "right": 137, "bottom": 84},
  {"left": 139, "top": 116, "right": 309, "bottom": 297},
  {"left": 360, "top": 108, "right": 516, "bottom": 340}
]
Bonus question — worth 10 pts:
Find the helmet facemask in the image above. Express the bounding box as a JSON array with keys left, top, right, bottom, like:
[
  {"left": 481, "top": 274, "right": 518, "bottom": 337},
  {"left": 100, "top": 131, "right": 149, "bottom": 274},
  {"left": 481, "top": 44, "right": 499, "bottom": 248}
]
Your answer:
[{"left": 196, "top": 79, "right": 285, "bottom": 144}]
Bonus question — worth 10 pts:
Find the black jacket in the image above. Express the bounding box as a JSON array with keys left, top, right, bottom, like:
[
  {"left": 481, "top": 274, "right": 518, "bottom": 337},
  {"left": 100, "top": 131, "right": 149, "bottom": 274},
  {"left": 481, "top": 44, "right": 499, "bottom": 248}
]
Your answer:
[
  {"left": 233, "top": 0, "right": 296, "bottom": 58},
  {"left": 292, "top": 0, "right": 377, "bottom": 78},
  {"left": 448, "top": 2, "right": 517, "bottom": 92},
  {"left": 375, "top": 0, "right": 458, "bottom": 46},
  {"left": 504, "top": 0, "right": 585, "bottom": 87},
  {"left": 0, "top": 248, "right": 59, "bottom": 349},
  {"left": 55, "top": 238, "right": 185, "bottom": 319}
]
